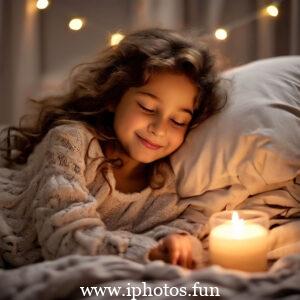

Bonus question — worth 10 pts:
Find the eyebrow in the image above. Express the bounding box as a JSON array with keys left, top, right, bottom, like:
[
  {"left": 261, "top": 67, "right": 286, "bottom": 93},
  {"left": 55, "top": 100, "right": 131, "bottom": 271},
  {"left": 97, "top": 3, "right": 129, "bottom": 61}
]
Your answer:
[{"left": 137, "top": 91, "right": 193, "bottom": 116}]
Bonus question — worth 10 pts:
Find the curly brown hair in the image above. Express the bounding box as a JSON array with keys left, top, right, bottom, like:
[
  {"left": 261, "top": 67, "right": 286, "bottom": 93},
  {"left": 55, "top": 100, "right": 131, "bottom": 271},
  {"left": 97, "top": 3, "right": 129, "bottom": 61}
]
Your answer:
[{"left": 0, "top": 28, "right": 226, "bottom": 189}]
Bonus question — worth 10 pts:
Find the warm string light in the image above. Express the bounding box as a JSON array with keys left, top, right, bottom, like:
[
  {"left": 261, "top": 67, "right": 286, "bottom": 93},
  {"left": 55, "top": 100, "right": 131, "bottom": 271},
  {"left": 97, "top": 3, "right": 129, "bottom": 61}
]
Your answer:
[
  {"left": 36, "top": 0, "right": 49, "bottom": 10},
  {"left": 266, "top": 5, "right": 279, "bottom": 17},
  {"left": 110, "top": 33, "right": 125, "bottom": 46},
  {"left": 36, "top": 1, "right": 282, "bottom": 39},
  {"left": 203, "top": 1, "right": 281, "bottom": 41},
  {"left": 68, "top": 18, "right": 84, "bottom": 31},
  {"left": 214, "top": 28, "right": 228, "bottom": 40},
  {"left": 112, "top": 2, "right": 280, "bottom": 42}
]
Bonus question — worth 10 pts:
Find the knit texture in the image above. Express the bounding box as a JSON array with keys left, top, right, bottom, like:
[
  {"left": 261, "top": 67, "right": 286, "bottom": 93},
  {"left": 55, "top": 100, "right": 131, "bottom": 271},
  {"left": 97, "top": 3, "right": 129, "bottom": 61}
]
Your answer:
[{"left": 0, "top": 123, "right": 204, "bottom": 267}]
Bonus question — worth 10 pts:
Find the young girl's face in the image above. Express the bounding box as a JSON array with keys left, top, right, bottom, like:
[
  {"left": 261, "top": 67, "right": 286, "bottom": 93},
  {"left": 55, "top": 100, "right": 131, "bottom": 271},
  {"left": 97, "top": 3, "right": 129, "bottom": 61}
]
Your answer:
[{"left": 113, "top": 71, "right": 197, "bottom": 164}]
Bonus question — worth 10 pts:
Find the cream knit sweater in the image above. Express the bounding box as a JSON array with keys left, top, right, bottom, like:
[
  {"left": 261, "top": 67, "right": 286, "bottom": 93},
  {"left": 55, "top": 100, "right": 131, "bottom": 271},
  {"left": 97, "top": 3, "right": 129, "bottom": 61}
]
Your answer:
[{"left": 0, "top": 124, "right": 204, "bottom": 268}]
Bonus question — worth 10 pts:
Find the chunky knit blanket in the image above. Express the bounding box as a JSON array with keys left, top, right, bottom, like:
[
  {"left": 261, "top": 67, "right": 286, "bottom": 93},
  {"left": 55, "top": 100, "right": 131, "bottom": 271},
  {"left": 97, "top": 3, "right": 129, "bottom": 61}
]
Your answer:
[{"left": 0, "top": 253, "right": 300, "bottom": 300}]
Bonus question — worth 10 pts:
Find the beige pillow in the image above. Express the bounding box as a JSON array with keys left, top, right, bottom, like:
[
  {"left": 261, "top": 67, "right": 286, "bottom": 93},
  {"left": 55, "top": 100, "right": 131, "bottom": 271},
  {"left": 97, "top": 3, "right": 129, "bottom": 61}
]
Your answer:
[{"left": 171, "top": 56, "right": 300, "bottom": 197}]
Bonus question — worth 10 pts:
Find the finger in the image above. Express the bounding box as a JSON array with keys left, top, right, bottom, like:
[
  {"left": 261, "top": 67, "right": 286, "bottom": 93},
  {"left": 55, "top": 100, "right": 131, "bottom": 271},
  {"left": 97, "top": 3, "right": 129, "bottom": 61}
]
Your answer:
[
  {"left": 178, "top": 249, "right": 189, "bottom": 268},
  {"left": 186, "top": 254, "right": 195, "bottom": 269},
  {"left": 184, "top": 242, "right": 194, "bottom": 269},
  {"left": 170, "top": 249, "right": 180, "bottom": 265},
  {"left": 149, "top": 247, "right": 164, "bottom": 261},
  {"left": 186, "top": 247, "right": 195, "bottom": 269},
  {"left": 160, "top": 241, "right": 170, "bottom": 256},
  {"left": 190, "top": 259, "right": 197, "bottom": 270}
]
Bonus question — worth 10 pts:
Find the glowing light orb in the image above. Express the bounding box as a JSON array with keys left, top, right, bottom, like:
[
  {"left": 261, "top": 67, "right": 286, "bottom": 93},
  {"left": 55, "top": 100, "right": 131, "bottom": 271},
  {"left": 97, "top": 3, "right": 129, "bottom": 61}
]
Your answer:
[
  {"left": 69, "top": 18, "right": 84, "bottom": 31},
  {"left": 36, "top": 0, "right": 49, "bottom": 10},
  {"left": 215, "top": 28, "right": 228, "bottom": 40},
  {"left": 266, "top": 5, "right": 279, "bottom": 17},
  {"left": 110, "top": 33, "right": 125, "bottom": 46}
]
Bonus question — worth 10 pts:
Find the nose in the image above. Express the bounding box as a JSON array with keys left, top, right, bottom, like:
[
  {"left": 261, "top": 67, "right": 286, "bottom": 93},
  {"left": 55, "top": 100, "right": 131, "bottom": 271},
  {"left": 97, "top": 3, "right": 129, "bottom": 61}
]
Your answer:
[{"left": 148, "top": 116, "right": 167, "bottom": 137}]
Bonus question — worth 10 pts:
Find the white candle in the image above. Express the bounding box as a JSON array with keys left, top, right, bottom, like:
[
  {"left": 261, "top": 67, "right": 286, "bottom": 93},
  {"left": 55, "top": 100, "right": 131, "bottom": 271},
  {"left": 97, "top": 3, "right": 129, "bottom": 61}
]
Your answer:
[{"left": 209, "top": 211, "right": 268, "bottom": 272}]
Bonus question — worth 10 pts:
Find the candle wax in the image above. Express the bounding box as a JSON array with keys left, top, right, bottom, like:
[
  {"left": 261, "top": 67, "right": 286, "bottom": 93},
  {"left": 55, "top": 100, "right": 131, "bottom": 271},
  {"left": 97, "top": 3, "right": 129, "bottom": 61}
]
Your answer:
[{"left": 209, "top": 222, "right": 268, "bottom": 272}]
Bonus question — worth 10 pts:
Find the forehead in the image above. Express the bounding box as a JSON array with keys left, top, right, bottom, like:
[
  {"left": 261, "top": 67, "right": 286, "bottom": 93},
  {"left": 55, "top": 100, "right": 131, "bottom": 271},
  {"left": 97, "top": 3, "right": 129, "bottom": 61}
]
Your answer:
[{"left": 135, "top": 71, "right": 198, "bottom": 108}]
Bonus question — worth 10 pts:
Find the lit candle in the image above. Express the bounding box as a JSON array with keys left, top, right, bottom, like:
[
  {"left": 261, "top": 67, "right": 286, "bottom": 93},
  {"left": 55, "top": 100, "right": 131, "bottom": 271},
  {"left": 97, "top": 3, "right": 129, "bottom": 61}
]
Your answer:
[{"left": 209, "top": 210, "right": 269, "bottom": 272}]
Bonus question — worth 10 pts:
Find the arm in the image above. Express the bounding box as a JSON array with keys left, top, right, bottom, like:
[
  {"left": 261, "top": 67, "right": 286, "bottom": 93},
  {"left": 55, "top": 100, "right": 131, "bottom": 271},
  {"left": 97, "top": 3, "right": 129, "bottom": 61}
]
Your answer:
[
  {"left": 33, "top": 125, "right": 157, "bottom": 263},
  {"left": 143, "top": 205, "right": 208, "bottom": 240},
  {"left": 142, "top": 194, "right": 208, "bottom": 268}
]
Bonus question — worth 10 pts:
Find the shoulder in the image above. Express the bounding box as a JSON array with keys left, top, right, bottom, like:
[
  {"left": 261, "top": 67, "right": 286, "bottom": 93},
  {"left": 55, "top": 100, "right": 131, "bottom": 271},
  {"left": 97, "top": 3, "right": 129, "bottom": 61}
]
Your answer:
[
  {"left": 30, "top": 122, "right": 104, "bottom": 165},
  {"left": 44, "top": 122, "right": 97, "bottom": 152},
  {"left": 47, "top": 122, "right": 94, "bottom": 142}
]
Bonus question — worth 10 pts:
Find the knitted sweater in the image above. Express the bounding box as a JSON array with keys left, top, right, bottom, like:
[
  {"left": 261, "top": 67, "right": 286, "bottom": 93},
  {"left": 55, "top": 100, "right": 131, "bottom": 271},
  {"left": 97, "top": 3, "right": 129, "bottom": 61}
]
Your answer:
[{"left": 0, "top": 124, "right": 204, "bottom": 268}]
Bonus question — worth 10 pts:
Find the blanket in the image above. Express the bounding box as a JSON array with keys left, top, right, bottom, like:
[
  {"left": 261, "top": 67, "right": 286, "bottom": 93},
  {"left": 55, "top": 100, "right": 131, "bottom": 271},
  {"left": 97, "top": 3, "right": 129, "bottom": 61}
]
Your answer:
[
  {"left": 0, "top": 253, "right": 300, "bottom": 300},
  {"left": 174, "top": 177, "right": 300, "bottom": 262}
]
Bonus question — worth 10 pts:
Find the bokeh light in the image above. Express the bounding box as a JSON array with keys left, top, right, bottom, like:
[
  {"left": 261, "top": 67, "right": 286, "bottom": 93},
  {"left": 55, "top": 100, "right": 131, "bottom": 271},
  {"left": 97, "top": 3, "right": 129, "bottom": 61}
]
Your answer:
[
  {"left": 36, "top": 0, "right": 49, "bottom": 10},
  {"left": 69, "top": 18, "right": 84, "bottom": 31},
  {"left": 215, "top": 28, "right": 228, "bottom": 40},
  {"left": 266, "top": 5, "right": 279, "bottom": 17},
  {"left": 110, "top": 33, "right": 125, "bottom": 46}
]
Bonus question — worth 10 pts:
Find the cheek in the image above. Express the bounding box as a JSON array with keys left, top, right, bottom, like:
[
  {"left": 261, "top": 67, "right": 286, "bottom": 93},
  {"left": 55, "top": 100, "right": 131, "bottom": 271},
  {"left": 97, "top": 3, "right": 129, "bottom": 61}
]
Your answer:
[
  {"left": 168, "top": 129, "right": 186, "bottom": 150},
  {"left": 126, "top": 114, "right": 147, "bottom": 130},
  {"left": 115, "top": 111, "right": 146, "bottom": 134}
]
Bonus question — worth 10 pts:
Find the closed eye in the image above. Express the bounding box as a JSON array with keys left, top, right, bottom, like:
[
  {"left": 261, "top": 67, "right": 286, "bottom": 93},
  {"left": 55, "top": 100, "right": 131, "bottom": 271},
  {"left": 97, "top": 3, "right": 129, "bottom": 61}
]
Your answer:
[
  {"left": 171, "top": 120, "right": 187, "bottom": 127},
  {"left": 138, "top": 102, "right": 188, "bottom": 127},
  {"left": 138, "top": 103, "right": 155, "bottom": 113}
]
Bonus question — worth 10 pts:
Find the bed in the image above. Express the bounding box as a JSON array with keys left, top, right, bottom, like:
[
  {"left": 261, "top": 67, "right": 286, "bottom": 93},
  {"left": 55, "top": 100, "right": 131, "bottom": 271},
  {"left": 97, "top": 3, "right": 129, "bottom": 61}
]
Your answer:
[{"left": 0, "top": 56, "right": 299, "bottom": 300}]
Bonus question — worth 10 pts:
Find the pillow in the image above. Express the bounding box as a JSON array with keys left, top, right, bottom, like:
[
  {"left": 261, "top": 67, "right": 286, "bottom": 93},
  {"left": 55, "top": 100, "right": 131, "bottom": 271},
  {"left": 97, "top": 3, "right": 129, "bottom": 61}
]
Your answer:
[{"left": 171, "top": 56, "right": 300, "bottom": 197}]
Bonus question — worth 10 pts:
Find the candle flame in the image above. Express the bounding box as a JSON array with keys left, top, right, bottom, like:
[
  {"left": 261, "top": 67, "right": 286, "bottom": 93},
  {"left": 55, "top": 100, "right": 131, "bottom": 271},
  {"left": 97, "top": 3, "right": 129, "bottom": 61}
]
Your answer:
[
  {"left": 231, "top": 211, "right": 244, "bottom": 235},
  {"left": 232, "top": 211, "right": 241, "bottom": 223}
]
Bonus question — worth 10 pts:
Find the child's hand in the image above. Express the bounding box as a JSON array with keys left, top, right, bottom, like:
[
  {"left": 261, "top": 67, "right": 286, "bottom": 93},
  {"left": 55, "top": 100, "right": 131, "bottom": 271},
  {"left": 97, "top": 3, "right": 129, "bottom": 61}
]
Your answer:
[{"left": 148, "top": 233, "right": 202, "bottom": 269}]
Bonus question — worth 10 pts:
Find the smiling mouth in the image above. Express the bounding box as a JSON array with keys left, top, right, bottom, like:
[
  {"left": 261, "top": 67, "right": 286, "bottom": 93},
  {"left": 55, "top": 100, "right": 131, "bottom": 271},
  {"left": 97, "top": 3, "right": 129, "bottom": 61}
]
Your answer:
[{"left": 136, "top": 134, "right": 162, "bottom": 150}]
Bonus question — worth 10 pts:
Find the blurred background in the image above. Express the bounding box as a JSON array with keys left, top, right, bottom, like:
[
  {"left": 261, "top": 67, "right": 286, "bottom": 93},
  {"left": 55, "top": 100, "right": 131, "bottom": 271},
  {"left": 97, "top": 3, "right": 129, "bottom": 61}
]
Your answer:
[{"left": 0, "top": 0, "right": 299, "bottom": 125}]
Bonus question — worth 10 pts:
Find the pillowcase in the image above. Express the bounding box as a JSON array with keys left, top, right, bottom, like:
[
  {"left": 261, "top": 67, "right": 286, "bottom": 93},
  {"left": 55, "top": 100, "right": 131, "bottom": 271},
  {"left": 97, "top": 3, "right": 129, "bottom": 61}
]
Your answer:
[{"left": 171, "top": 56, "right": 300, "bottom": 197}]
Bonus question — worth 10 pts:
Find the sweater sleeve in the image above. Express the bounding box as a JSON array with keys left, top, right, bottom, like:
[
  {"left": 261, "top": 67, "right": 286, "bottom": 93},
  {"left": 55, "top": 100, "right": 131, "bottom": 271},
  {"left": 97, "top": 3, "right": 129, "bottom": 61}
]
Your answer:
[
  {"left": 142, "top": 197, "right": 207, "bottom": 266},
  {"left": 141, "top": 171, "right": 209, "bottom": 242},
  {"left": 33, "top": 125, "right": 157, "bottom": 263},
  {"left": 143, "top": 205, "right": 208, "bottom": 241}
]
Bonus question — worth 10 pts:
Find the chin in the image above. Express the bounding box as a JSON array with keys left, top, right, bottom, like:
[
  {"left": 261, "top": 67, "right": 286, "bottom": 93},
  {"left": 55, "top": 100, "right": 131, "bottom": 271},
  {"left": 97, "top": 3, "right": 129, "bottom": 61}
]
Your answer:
[
  {"left": 134, "top": 156, "right": 157, "bottom": 164},
  {"left": 130, "top": 152, "right": 161, "bottom": 164}
]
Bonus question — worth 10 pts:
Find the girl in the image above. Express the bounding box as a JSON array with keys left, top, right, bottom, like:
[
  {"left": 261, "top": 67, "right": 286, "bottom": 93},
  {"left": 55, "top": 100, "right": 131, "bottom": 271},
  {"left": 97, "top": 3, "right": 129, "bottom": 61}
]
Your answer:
[{"left": 0, "top": 28, "right": 224, "bottom": 269}]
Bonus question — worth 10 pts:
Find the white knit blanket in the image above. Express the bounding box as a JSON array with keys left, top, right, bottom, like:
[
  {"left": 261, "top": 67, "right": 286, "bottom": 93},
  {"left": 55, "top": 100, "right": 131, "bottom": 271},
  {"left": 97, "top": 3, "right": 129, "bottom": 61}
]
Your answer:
[{"left": 1, "top": 253, "right": 300, "bottom": 300}]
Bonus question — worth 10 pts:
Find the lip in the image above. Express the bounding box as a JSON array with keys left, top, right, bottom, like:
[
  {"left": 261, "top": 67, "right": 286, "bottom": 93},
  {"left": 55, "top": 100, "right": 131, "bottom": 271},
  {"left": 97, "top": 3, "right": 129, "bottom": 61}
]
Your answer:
[{"left": 136, "top": 134, "right": 162, "bottom": 150}]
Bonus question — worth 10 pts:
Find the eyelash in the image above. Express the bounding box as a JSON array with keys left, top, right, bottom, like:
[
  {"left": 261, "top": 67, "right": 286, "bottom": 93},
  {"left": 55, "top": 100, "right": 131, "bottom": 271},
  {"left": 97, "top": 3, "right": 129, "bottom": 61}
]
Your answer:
[
  {"left": 138, "top": 103, "right": 154, "bottom": 113},
  {"left": 138, "top": 103, "right": 187, "bottom": 127}
]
